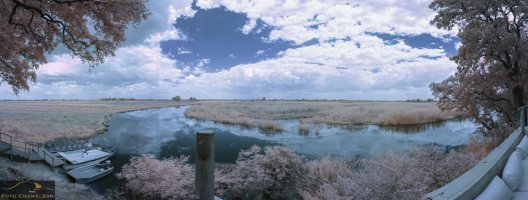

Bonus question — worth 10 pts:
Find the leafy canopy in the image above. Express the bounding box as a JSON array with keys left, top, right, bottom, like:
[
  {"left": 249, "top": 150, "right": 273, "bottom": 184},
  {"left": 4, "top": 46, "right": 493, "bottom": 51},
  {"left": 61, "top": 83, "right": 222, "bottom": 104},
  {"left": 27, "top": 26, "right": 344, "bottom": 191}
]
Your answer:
[
  {"left": 0, "top": 0, "right": 149, "bottom": 94},
  {"left": 429, "top": 0, "right": 528, "bottom": 132}
]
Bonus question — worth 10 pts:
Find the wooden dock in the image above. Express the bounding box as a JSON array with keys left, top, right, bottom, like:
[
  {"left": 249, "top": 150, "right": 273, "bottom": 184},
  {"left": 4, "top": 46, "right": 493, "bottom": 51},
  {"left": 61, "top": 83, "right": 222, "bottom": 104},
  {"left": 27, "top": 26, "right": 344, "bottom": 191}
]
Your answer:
[
  {"left": 0, "top": 132, "right": 63, "bottom": 167},
  {"left": 34, "top": 147, "right": 65, "bottom": 167}
]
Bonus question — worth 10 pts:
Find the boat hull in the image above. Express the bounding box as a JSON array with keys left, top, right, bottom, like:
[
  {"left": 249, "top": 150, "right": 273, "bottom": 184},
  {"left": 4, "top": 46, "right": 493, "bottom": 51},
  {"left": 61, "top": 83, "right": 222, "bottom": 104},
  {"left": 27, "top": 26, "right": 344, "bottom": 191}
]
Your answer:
[{"left": 66, "top": 163, "right": 113, "bottom": 184}]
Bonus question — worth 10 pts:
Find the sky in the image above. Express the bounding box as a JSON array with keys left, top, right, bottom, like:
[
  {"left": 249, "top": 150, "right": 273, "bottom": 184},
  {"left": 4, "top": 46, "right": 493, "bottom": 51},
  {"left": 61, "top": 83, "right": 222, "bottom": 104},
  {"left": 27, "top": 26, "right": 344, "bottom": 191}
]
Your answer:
[{"left": 0, "top": 0, "right": 461, "bottom": 100}]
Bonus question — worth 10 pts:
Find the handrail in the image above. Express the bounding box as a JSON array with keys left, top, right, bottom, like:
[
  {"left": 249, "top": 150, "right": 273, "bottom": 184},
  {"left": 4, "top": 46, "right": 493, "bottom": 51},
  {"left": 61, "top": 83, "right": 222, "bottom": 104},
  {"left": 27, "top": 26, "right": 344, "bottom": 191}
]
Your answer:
[
  {"left": 426, "top": 107, "right": 527, "bottom": 200},
  {"left": 0, "top": 132, "right": 54, "bottom": 165}
]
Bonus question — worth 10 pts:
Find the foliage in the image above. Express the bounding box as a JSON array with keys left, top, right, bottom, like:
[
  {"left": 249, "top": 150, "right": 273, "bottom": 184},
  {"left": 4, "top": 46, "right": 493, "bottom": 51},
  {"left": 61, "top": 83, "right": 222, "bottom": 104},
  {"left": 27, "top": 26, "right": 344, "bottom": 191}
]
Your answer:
[
  {"left": 0, "top": 0, "right": 149, "bottom": 94},
  {"left": 299, "top": 148, "right": 478, "bottom": 200},
  {"left": 215, "top": 145, "right": 302, "bottom": 199},
  {"left": 172, "top": 96, "right": 182, "bottom": 101},
  {"left": 117, "top": 146, "right": 478, "bottom": 200},
  {"left": 189, "top": 97, "right": 198, "bottom": 101},
  {"left": 429, "top": 0, "right": 528, "bottom": 134},
  {"left": 116, "top": 154, "right": 195, "bottom": 200}
]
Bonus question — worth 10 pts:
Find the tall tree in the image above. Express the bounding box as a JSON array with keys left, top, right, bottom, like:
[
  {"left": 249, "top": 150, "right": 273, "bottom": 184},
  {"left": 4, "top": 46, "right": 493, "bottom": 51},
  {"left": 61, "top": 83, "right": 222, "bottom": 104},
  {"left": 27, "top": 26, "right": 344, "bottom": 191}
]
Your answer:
[
  {"left": 429, "top": 0, "right": 528, "bottom": 132},
  {"left": 0, "top": 0, "right": 149, "bottom": 94}
]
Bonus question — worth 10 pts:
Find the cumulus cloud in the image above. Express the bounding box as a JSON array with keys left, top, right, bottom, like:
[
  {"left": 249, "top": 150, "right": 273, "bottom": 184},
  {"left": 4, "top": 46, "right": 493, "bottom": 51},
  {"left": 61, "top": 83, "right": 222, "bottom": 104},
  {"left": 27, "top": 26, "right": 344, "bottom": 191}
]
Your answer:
[
  {"left": 196, "top": 0, "right": 456, "bottom": 44},
  {"left": 123, "top": 0, "right": 195, "bottom": 46},
  {"left": 1, "top": 0, "right": 195, "bottom": 99},
  {"left": 1, "top": 0, "right": 460, "bottom": 100},
  {"left": 174, "top": 36, "right": 456, "bottom": 99}
]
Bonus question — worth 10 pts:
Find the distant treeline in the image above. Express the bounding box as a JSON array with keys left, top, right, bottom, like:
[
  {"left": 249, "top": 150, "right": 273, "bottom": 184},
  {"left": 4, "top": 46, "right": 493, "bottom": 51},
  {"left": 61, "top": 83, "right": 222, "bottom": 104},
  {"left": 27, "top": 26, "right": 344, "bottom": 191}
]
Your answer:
[
  {"left": 404, "top": 98, "right": 435, "bottom": 103},
  {"left": 100, "top": 98, "right": 136, "bottom": 101}
]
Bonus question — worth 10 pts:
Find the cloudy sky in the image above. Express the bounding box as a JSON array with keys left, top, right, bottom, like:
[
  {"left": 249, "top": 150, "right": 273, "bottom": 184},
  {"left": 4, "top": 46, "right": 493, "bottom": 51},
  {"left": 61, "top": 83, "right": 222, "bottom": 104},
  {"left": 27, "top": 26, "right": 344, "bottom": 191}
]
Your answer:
[{"left": 1, "top": 0, "right": 461, "bottom": 100}]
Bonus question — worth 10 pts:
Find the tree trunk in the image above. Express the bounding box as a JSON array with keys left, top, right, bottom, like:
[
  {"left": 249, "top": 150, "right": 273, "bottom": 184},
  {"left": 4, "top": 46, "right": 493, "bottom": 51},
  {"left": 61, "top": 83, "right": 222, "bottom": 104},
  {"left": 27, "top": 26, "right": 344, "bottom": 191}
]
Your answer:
[{"left": 513, "top": 85, "right": 525, "bottom": 123}]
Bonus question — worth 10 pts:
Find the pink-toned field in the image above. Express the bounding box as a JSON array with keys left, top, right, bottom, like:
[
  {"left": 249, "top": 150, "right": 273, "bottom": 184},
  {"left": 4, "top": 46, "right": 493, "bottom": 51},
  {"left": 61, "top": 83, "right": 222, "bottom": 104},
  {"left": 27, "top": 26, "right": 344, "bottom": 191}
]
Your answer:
[
  {"left": 0, "top": 100, "right": 189, "bottom": 143},
  {"left": 185, "top": 100, "right": 468, "bottom": 131}
]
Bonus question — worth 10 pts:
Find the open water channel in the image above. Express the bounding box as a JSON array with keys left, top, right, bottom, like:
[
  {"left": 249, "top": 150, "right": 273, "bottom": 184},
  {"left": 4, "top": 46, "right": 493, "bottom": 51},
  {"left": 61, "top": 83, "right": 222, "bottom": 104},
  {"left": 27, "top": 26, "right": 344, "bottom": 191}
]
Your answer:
[{"left": 88, "top": 106, "right": 478, "bottom": 193}]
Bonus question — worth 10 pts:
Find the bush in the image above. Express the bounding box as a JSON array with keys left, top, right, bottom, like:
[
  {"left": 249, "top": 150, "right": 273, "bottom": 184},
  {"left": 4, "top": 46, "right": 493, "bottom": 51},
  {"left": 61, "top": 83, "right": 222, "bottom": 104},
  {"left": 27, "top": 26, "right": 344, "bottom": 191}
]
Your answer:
[
  {"left": 117, "top": 147, "right": 478, "bottom": 200},
  {"left": 299, "top": 148, "right": 478, "bottom": 200},
  {"left": 116, "top": 154, "right": 194, "bottom": 199},
  {"left": 215, "top": 145, "right": 302, "bottom": 199}
]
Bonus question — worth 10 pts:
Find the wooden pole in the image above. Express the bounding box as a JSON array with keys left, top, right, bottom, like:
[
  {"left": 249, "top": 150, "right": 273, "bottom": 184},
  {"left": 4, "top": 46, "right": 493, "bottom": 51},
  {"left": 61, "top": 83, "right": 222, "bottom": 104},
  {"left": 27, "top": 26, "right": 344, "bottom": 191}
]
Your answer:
[
  {"left": 9, "top": 137, "right": 12, "bottom": 161},
  {"left": 195, "top": 130, "right": 215, "bottom": 200},
  {"left": 522, "top": 107, "right": 526, "bottom": 135}
]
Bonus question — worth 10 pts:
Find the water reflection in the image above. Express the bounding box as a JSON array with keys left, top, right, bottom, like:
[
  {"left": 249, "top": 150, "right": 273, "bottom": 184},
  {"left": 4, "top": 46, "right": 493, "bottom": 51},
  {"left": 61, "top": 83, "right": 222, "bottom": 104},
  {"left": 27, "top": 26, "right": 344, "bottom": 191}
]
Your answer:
[
  {"left": 88, "top": 106, "right": 478, "bottom": 193},
  {"left": 378, "top": 120, "right": 452, "bottom": 134},
  {"left": 92, "top": 106, "right": 477, "bottom": 161}
]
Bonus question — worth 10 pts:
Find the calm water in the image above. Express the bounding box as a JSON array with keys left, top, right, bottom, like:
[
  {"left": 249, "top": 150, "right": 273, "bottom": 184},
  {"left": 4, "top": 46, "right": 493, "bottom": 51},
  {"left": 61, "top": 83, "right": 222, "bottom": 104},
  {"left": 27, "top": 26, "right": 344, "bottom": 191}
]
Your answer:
[{"left": 88, "top": 106, "right": 477, "bottom": 193}]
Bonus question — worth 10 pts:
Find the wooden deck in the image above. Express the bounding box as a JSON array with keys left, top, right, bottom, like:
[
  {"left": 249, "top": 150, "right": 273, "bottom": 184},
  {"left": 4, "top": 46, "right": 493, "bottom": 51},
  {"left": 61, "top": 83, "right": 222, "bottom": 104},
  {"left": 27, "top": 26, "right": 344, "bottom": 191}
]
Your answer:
[
  {"left": 0, "top": 139, "right": 42, "bottom": 162},
  {"left": 0, "top": 132, "right": 64, "bottom": 166}
]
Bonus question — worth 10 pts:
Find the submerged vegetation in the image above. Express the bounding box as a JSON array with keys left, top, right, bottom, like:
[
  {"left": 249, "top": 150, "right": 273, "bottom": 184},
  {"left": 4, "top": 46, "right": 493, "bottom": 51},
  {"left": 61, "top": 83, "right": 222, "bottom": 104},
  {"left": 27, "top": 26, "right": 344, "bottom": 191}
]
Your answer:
[
  {"left": 185, "top": 100, "right": 468, "bottom": 131},
  {"left": 117, "top": 145, "right": 479, "bottom": 200}
]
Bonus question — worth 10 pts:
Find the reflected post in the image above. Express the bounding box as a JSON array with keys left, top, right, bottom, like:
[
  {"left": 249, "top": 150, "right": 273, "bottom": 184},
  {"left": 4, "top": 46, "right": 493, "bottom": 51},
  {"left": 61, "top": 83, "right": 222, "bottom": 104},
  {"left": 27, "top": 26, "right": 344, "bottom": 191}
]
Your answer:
[{"left": 195, "top": 130, "right": 215, "bottom": 200}]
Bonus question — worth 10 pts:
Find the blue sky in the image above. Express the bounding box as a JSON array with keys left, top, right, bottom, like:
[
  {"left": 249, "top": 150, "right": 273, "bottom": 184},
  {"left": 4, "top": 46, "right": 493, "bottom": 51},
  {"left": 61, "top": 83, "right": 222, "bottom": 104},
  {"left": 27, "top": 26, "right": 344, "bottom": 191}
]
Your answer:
[{"left": 0, "top": 0, "right": 461, "bottom": 100}]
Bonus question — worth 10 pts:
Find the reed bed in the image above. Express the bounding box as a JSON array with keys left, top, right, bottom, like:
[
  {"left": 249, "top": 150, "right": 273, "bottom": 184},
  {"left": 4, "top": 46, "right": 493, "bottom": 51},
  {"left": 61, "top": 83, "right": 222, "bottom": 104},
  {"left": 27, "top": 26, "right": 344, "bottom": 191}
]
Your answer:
[
  {"left": 185, "top": 101, "right": 467, "bottom": 130},
  {"left": 0, "top": 100, "right": 189, "bottom": 143}
]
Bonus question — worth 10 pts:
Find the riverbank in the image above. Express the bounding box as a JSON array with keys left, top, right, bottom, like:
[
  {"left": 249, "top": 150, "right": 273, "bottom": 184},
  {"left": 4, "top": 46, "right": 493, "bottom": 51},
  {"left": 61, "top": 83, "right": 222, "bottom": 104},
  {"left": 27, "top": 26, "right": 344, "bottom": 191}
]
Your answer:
[
  {"left": 0, "top": 100, "right": 190, "bottom": 143},
  {"left": 185, "top": 100, "right": 468, "bottom": 132}
]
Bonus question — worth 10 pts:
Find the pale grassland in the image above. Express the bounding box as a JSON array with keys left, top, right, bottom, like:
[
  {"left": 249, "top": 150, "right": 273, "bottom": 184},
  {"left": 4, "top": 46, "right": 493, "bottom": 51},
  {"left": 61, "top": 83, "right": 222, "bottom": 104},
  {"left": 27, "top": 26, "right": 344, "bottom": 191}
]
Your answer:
[
  {"left": 0, "top": 100, "right": 189, "bottom": 143},
  {"left": 0, "top": 157, "right": 101, "bottom": 200},
  {"left": 185, "top": 100, "right": 468, "bottom": 131}
]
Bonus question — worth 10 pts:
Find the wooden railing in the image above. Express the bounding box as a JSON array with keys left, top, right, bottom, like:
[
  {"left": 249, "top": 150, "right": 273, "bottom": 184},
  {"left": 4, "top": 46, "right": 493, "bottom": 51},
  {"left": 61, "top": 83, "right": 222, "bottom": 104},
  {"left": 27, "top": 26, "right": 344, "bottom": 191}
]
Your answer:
[
  {"left": 426, "top": 106, "right": 527, "bottom": 199},
  {"left": 0, "top": 132, "right": 55, "bottom": 166}
]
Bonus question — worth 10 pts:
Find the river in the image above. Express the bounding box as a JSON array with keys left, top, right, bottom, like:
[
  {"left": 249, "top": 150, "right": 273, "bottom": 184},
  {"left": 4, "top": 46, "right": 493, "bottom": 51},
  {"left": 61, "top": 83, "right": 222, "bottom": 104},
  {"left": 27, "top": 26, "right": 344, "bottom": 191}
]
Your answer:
[{"left": 88, "top": 106, "right": 478, "bottom": 193}]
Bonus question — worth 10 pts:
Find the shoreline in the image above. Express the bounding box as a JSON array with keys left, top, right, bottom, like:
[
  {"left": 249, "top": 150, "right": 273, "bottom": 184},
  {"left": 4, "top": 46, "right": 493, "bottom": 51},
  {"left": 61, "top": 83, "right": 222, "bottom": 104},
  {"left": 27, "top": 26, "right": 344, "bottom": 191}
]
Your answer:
[
  {"left": 95, "top": 104, "right": 195, "bottom": 134},
  {"left": 0, "top": 100, "right": 192, "bottom": 143},
  {"left": 184, "top": 100, "right": 469, "bottom": 132}
]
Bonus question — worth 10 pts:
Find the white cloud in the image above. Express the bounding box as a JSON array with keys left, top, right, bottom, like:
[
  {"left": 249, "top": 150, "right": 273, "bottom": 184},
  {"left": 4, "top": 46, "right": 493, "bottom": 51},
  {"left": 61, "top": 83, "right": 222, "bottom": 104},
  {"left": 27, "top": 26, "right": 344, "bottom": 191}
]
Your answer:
[
  {"left": 123, "top": 0, "right": 195, "bottom": 46},
  {"left": 1, "top": 0, "right": 460, "bottom": 100},
  {"left": 173, "top": 37, "right": 456, "bottom": 100},
  {"left": 145, "top": 28, "right": 187, "bottom": 46},
  {"left": 197, "top": 0, "right": 456, "bottom": 44},
  {"left": 454, "top": 41, "right": 462, "bottom": 50}
]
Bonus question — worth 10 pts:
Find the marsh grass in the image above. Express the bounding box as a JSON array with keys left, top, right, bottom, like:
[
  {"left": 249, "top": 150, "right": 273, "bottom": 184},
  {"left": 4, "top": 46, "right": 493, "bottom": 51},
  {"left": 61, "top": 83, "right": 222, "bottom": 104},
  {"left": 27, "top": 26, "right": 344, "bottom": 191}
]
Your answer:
[
  {"left": 0, "top": 100, "right": 188, "bottom": 143},
  {"left": 185, "top": 101, "right": 468, "bottom": 131}
]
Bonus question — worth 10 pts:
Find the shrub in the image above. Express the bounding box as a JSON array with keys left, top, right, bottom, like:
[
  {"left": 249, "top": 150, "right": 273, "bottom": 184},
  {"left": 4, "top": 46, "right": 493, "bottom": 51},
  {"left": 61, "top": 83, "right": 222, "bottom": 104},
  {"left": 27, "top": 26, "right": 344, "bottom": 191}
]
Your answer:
[
  {"left": 117, "top": 147, "right": 478, "bottom": 200},
  {"left": 116, "top": 154, "right": 194, "bottom": 199},
  {"left": 299, "top": 148, "right": 478, "bottom": 200},
  {"left": 215, "top": 145, "right": 302, "bottom": 199}
]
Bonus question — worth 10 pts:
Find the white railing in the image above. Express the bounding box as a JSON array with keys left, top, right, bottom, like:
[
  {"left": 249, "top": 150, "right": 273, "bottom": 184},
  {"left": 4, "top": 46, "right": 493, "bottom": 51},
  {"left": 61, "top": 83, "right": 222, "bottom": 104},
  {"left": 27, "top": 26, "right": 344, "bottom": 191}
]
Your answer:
[{"left": 426, "top": 107, "right": 527, "bottom": 199}]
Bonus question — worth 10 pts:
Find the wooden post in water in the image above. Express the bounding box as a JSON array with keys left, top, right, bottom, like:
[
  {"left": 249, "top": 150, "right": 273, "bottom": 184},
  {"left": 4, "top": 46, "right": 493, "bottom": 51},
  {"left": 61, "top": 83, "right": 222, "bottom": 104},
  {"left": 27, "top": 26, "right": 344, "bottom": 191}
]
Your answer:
[{"left": 195, "top": 130, "right": 215, "bottom": 200}]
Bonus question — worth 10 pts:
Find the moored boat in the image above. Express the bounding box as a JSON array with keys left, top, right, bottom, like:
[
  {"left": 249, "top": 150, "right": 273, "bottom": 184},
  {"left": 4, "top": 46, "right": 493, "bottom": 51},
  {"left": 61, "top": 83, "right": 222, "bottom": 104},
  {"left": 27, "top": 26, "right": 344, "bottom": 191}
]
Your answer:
[{"left": 66, "top": 160, "right": 113, "bottom": 184}]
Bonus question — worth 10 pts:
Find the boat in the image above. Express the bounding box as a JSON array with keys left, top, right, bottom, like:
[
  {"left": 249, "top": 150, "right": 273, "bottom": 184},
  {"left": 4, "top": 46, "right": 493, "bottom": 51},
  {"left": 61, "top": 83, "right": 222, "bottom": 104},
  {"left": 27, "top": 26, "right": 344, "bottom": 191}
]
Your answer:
[
  {"left": 57, "top": 148, "right": 113, "bottom": 165},
  {"left": 66, "top": 160, "right": 113, "bottom": 184},
  {"left": 63, "top": 154, "right": 112, "bottom": 171}
]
